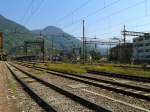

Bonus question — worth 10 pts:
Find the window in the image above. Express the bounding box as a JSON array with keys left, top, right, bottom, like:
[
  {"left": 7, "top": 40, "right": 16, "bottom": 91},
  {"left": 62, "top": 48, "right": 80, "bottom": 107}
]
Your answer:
[
  {"left": 145, "top": 36, "right": 150, "bottom": 40},
  {"left": 146, "top": 55, "right": 150, "bottom": 58},
  {"left": 144, "top": 33, "right": 150, "bottom": 40},
  {"left": 138, "top": 37, "right": 143, "bottom": 41},
  {"left": 145, "top": 43, "right": 150, "bottom": 46},
  {"left": 138, "top": 44, "right": 143, "bottom": 47},
  {"left": 145, "top": 49, "right": 150, "bottom": 52},
  {"left": 138, "top": 49, "right": 143, "bottom": 53},
  {"left": 133, "top": 39, "right": 136, "bottom": 42}
]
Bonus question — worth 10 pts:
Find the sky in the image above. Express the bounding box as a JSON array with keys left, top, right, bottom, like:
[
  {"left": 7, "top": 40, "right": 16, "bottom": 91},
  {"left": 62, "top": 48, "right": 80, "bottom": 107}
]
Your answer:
[{"left": 0, "top": 0, "right": 150, "bottom": 42}]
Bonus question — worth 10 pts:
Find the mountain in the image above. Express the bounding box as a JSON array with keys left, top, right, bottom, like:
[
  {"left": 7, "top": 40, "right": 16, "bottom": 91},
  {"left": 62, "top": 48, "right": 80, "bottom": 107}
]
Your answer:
[
  {"left": 0, "top": 15, "right": 38, "bottom": 55},
  {"left": 32, "top": 26, "right": 80, "bottom": 52},
  {"left": 0, "top": 15, "right": 80, "bottom": 55},
  {"left": 0, "top": 14, "right": 29, "bottom": 32},
  {"left": 33, "top": 26, "right": 64, "bottom": 35}
]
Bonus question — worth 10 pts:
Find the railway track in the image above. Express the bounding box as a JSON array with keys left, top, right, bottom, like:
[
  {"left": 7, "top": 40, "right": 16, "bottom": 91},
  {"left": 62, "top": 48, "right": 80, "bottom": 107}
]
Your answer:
[
  {"left": 6, "top": 63, "right": 110, "bottom": 112},
  {"left": 113, "top": 65, "right": 150, "bottom": 70},
  {"left": 11, "top": 62, "right": 150, "bottom": 101},
  {"left": 16, "top": 61, "right": 150, "bottom": 83},
  {"left": 88, "top": 71, "right": 150, "bottom": 83},
  {"left": 6, "top": 63, "right": 57, "bottom": 112},
  {"left": 13, "top": 62, "right": 150, "bottom": 91},
  {"left": 9, "top": 61, "right": 149, "bottom": 112}
]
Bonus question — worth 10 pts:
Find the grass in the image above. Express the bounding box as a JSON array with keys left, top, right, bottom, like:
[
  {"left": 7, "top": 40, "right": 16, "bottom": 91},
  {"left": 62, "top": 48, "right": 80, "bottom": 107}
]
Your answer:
[
  {"left": 16, "top": 61, "right": 150, "bottom": 78},
  {"left": 97, "top": 63, "right": 144, "bottom": 68},
  {"left": 37, "top": 63, "right": 87, "bottom": 75},
  {"left": 84, "top": 65, "right": 150, "bottom": 78}
]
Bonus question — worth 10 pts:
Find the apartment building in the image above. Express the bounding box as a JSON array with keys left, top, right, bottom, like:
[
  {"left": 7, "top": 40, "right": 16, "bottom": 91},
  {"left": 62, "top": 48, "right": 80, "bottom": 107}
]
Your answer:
[{"left": 133, "top": 33, "right": 150, "bottom": 63}]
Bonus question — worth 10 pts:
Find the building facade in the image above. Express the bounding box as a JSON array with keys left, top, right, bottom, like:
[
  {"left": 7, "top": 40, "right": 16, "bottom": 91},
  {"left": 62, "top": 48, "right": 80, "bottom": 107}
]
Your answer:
[
  {"left": 133, "top": 33, "right": 150, "bottom": 63},
  {"left": 110, "top": 43, "right": 133, "bottom": 63}
]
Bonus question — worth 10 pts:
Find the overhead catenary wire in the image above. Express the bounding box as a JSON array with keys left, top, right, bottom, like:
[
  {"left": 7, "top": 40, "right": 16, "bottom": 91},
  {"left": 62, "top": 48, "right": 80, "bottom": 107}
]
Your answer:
[
  {"left": 63, "top": 0, "right": 149, "bottom": 40},
  {"left": 86, "top": 18, "right": 150, "bottom": 39},
  {"left": 96, "top": 21, "right": 150, "bottom": 38},
  {"left": 94, "top": 21, "right": 150, "bottom": 41},
  {"left": 82, "top": 0, "right": 146, "bottom": 37},
  {"left": 89, "top": 0, "right": 146, "bottom": 28},
  {"left": 23, "top": 0, "right": 45, "bottom": 26},
  {"left": 20, "top": 0, "right": 34, "bottom": 25},
  {"left": 61, "top": 0, "right": 121, "bottom": 29},
  {"left": 76, "top": 0, "right": 149, "bottom": 39},
  {"left": 15, "top": 0, "right": 150, "bottom": 43},
  {"left": 19, "top": 0, "right": 121, "bottom": 39},
  {"left": 56, "top": 0, "right": 92, "bottom": 25},
  {"left": 144, "top": 0, "right": 148, "bottom": 16}
]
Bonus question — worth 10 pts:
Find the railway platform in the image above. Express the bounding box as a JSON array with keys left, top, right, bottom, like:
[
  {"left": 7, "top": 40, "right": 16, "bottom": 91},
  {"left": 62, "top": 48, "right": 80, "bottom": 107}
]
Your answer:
[{"left": 0, "top": 62, "right": 18, "bottom": 112}]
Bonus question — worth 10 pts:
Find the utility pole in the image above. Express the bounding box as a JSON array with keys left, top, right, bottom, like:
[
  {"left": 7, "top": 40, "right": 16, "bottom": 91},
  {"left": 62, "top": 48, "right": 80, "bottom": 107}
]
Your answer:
[
  {"left": 24, "top": 42, "right": 27, "bottom": 56},
  {"left": 0, "top": 32, "right": 3, "bottom": 61},
  {"left": 109, "top": 39, "right": 111, "bottom": 61},
  {"left": 0, "top": 32, "right": 3, "bottom": 52},
  {"left": 51, "top": 39, "right": 54, "bottom": 63},
  {"left": 40, "top": 32, "right": 45, "bottom": 63},
  {"left": 82, "top": 20, "right": 85, "bottom": 64},
  {"left": 121, "top": 28, "right": 150, "bottom": 63},
  {"left": 72, "top": 42, "right": 75, "bottom": 62},
  {"left": 79, "top": 47, "right": 82, "bottom": 63},
  {"left": 123, "top": 25, "right": 126, "bottom": 63},
  {"left": 42, "top": 39, "right": 45, "bottom": 63},
  {"left": 123, "top": 25, "right": 126, "bottom": 45}
]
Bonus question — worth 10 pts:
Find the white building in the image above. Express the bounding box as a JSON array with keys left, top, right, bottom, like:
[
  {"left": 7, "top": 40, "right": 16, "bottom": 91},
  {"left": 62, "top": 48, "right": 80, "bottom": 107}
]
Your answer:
[{"left": 133, "top": 33, "right": 150, "bottom": 63}]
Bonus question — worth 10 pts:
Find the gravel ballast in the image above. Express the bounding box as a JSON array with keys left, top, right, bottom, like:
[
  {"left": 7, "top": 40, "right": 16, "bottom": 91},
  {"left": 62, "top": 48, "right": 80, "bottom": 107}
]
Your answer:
[
  {"left": 8, "top": 65, "right": 94, "bottom": 112},
  {"left": 13, "top": 63, "right": 150, "bottom": 112}
]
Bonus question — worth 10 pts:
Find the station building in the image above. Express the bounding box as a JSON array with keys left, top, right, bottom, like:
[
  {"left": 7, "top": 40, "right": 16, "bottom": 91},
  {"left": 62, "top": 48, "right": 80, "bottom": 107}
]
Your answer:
[{"left": 133, "top": 33, "right": 150, "bottom": 64}]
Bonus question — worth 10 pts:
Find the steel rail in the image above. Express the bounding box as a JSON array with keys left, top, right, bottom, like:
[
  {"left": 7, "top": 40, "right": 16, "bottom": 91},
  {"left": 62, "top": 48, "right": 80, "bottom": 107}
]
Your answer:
[
  {"left": 6, "top": 63, "right": 57, "bottom": 112},
  {"left": 11, "top": 62, "right": 150, "bottom": 101},
  {"left": 8, "top": 63, "right": 111, "bottom": 112}
]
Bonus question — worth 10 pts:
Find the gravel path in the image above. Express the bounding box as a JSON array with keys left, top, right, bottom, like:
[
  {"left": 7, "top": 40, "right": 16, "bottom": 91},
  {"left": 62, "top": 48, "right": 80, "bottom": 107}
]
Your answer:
[{"left": 0, "top": 62, "right": 19, "bottom": 112}]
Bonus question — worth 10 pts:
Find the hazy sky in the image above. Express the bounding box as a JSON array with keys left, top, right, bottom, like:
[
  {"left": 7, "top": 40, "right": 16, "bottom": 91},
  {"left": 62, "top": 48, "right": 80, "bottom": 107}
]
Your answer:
[{"left": 0, "top": 0, "right": 150, "bottom": 41}]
